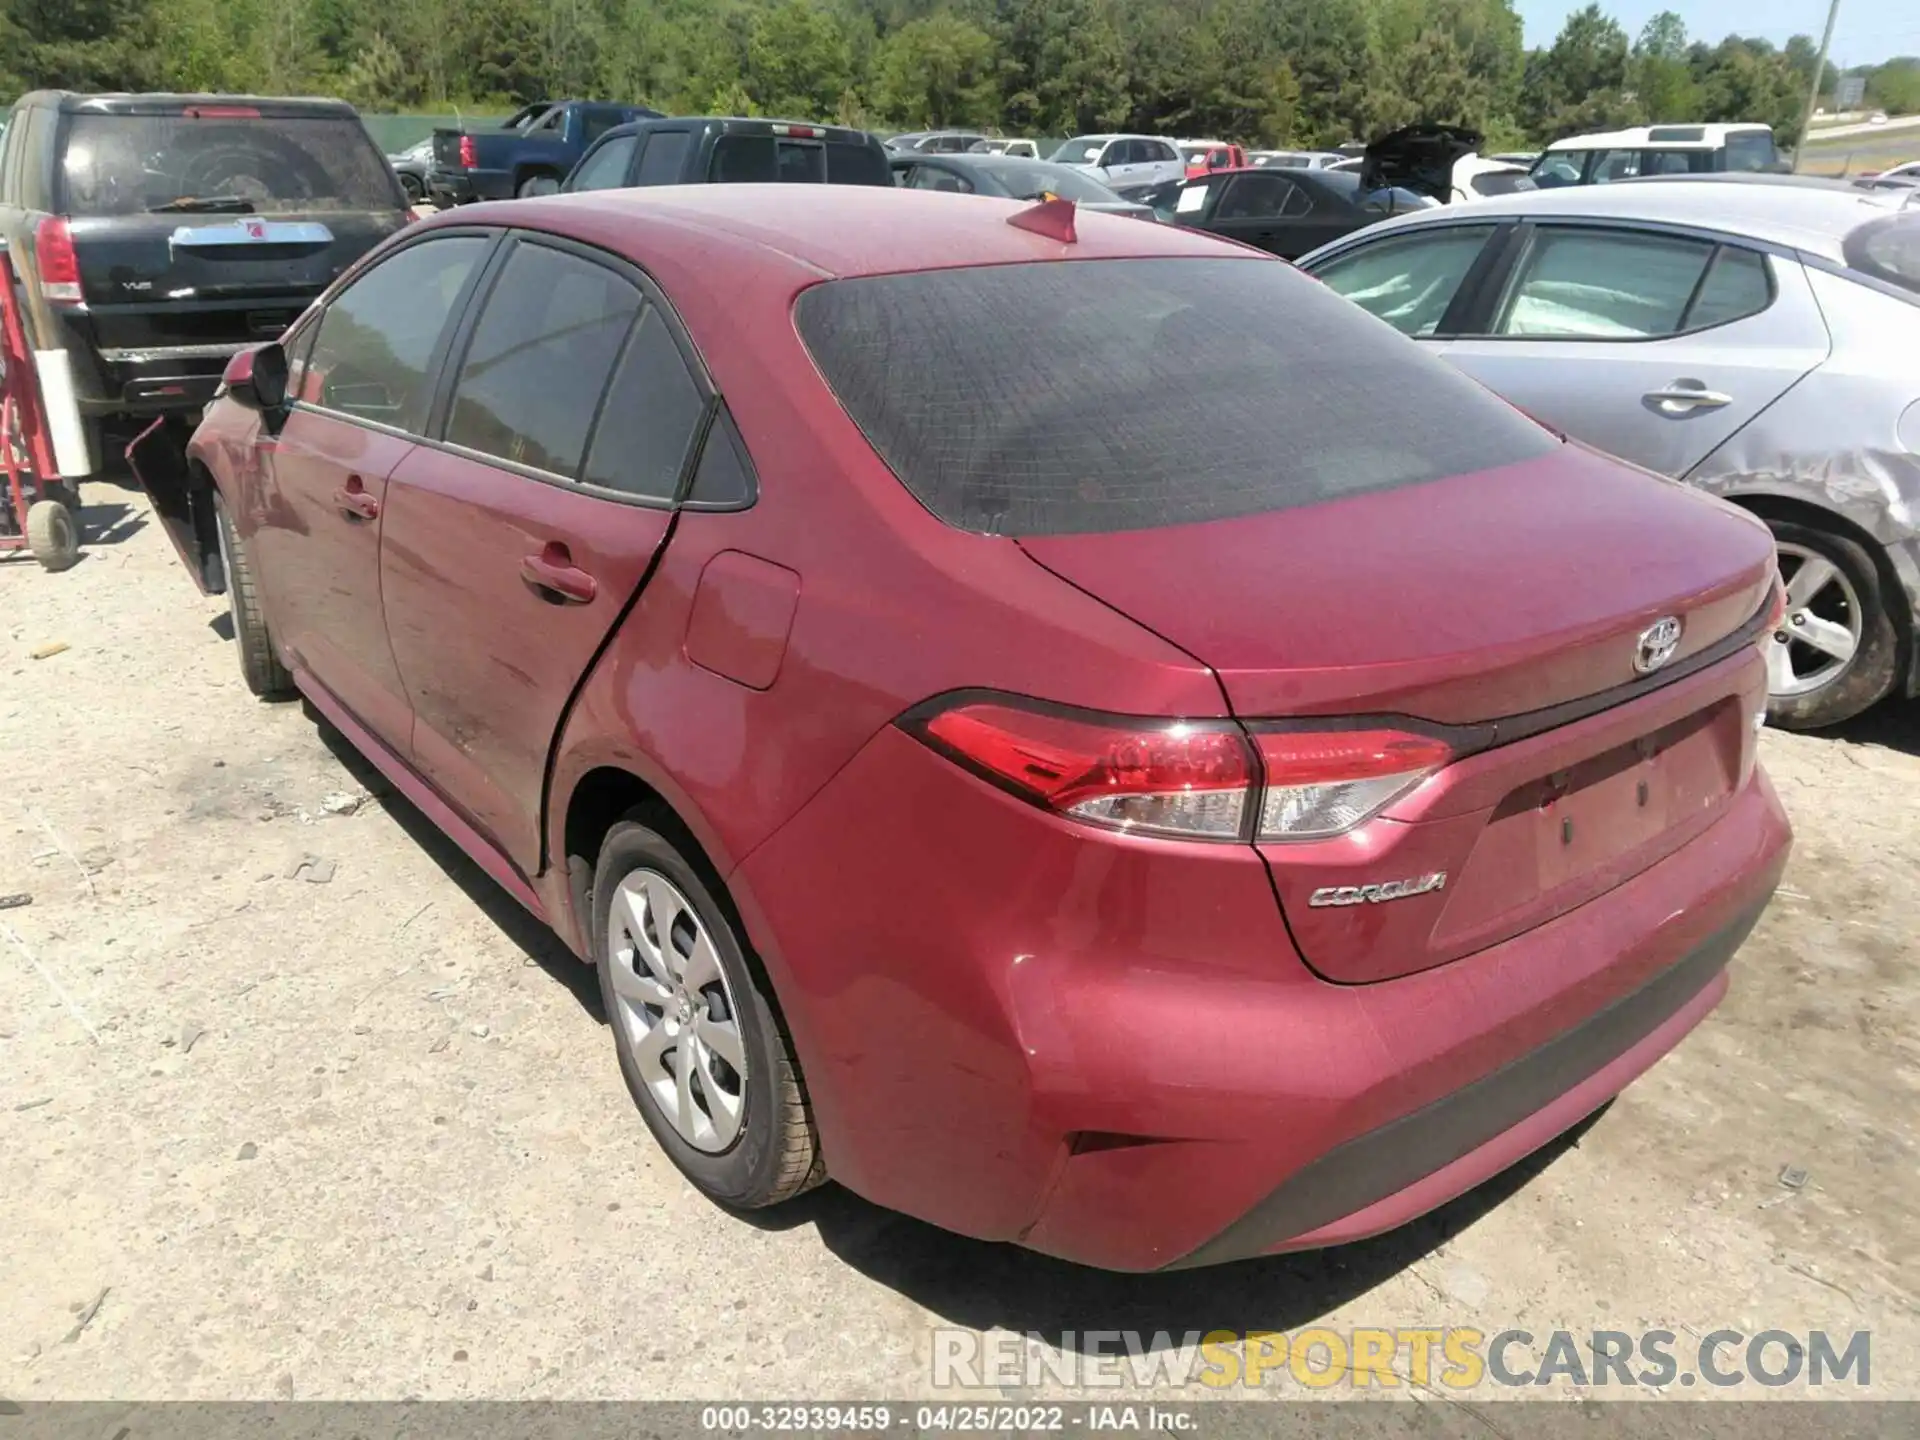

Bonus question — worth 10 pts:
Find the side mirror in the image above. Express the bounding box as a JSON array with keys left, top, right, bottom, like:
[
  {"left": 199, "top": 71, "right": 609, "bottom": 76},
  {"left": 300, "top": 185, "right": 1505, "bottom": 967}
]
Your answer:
[{"left": 224, "top": 342, "right": 288, "bottom": 413}]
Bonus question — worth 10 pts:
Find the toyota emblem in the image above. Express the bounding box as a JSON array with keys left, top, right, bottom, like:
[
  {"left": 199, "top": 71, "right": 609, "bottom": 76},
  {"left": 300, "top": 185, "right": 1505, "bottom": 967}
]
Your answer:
[{"left": 1633, "top": 616, "right": 1683, "bottom": 674}]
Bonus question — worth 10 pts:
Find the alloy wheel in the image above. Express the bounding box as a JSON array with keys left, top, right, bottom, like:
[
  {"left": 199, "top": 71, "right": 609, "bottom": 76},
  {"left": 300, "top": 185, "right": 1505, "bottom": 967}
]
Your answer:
[
  {"left": 1767, "top": 541, "right": 1862, "bottom": 699},
  {"left": 604, "top": 868, "right": 748, "bottom": 1153}
]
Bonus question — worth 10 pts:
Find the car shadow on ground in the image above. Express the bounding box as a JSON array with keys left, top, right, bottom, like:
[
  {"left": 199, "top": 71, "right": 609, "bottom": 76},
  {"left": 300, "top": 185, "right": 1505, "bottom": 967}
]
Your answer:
[
  {"left": 306, "top": 703, "right": 605, "bottom": 1021},
  {"left": 742, "top": 1115, "right": 1606, "bottom": 1345},
  {"left": 1825, "top": 697, "right": 1920, "bottom": 759},
  {"left": 298, "top": 690, "right": 1603, "bottom": 1329}
]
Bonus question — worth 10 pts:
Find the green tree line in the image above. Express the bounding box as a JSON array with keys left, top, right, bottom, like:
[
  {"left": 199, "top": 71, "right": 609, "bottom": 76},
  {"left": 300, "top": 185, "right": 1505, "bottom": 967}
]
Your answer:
[{"left": 1, "top": 0, "right": 1915, "bottom": 149}]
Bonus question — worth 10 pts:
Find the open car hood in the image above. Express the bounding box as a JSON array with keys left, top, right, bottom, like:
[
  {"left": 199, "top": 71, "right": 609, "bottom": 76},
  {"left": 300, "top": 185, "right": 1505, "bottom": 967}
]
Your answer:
[{"left": 1361, "top": 123, "right": 1483, "bottom": 201}]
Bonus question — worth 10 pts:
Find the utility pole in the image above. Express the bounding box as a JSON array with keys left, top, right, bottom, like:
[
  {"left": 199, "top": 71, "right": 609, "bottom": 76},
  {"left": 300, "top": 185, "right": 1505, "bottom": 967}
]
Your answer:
[{"left": 1792, "top": 0, "right": 1842, "bottom": 173}]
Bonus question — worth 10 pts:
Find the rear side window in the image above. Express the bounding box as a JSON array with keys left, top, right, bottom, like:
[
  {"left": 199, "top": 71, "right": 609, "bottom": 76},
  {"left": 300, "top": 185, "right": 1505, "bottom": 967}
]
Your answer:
[
  {"left": 446, "top": 244, "right": 643, "bottom": 477},
  {"left": 1313, "top": 225, "right": 1496, "bottom": 336},
  {"left": 307, "top": 236, "right": 487, "bottom": 430},
  {"left": 825, "top": 140, "right": 890, "bottom": 186},
  {"left": 571, "top": 135, "right": 636, "bottom": 191},
  {"left": 58, "top": 112, "right": 399, "bottom": 216},
  {"left": 636, "top": 131, "right": 691, "bottom": 184},
  {"left": 1686, "top": 247, "right": 1774, "bottom": 327},
  {"left": 795, "top": 257, "right": 1557, "bottom": 536},
  {"left": 580, "top": 308, "right": 706, "bottom": 500}
]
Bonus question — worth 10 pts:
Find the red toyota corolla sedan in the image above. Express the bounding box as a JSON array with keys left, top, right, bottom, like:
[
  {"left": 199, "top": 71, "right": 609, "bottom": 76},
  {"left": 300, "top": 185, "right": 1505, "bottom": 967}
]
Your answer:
[{"left": 132, "top": 185, "right": 1790, "bottom": 1271}]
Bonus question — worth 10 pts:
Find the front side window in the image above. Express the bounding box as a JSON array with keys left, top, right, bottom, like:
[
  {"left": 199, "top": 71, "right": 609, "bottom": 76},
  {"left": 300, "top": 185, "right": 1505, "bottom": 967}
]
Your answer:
[
  {"left": 445, "top": 244, "right": 642, "bottom": 476},
  {"left": 570, "top": 135, "right": 636, "bottom": 191},
  {"left": 1723, "top": 131, "right": 1778, "bottom": 172},
  {"left": 1493, "top": 227, "right": 1719, "bottom": 338},
  {"left": 307, "top": 236, "right": 488, "bottom": 430},
  {"left": 1530, "top": 152, "right": 1587, "bottom": 187},
  {"left": 1591, "top": 149, "right": 1643, "bottom": 184},
  {"left": 1312, "top": 225, "right": 1496, "bottom": 336},
  {"left": 794, "top": 257, "right": 1556, "bottom": 536}
]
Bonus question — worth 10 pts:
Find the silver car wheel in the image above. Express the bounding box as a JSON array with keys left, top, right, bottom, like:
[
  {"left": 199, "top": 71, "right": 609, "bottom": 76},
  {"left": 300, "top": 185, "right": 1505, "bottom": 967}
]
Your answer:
[
  {"left": 1768, "top": 541, "right": 1863, "bottom": 700},
  {"left": 605, "top": 868, "right": 748, "bottom": 1153}
]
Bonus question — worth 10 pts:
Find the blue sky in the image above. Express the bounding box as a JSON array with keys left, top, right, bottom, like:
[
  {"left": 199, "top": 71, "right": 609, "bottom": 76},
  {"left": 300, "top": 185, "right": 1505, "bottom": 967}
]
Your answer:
[{"left": 1518, "top": 1, "right": 1918, "bottom": 67}]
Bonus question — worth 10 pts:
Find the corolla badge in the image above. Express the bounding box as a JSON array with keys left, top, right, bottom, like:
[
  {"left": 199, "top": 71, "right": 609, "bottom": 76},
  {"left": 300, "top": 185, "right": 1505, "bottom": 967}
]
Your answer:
[
  {"left": 1634, "top": 615, "right": 1684, "bottom": 674},
  {"left": 1309, "top": 872, "right": 1447, "bottom": 908}
]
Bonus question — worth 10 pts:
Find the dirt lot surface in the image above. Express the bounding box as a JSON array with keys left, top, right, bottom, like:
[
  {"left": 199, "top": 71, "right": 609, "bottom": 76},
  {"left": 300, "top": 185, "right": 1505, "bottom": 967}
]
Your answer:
[{"left": 2, "top": 484, "right": 1916, "bottom": 1402}]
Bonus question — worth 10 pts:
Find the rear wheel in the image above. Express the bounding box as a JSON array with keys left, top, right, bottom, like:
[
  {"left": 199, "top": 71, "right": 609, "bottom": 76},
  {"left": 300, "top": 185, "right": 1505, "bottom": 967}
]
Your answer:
[
  {"left": 593, "top": 817, "right": 823, "bottom": 1208},
  {"left": 1764, "top": 521, "right": 1897, "bottom": 730},
  {"left": 215, "top": 496, "right": 295, "bottom": 699},
  {"left": 399, "top": 172, "right": 426, "bottom": 203},
  {"left": 25, "top": 499, "right": 79, "bottom": 571},
  {"left": 516, "top": 173, "right": 561, "bottom": 198}
]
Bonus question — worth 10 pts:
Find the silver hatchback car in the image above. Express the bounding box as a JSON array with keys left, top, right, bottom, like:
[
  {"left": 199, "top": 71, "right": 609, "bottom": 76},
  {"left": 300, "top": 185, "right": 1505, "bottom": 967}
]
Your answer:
[{"left": 1298, "top": 177, "right": 1920, "bottom": 729}]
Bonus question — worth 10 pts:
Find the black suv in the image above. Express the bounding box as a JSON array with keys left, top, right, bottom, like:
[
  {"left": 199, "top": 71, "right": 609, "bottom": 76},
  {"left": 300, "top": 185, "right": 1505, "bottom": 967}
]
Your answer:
[
  {"left": 0, "top": 92, "right": 410, "bottom": 468},
  {"left": 564, "top": 117, "right": 892, "bottom": 193}
]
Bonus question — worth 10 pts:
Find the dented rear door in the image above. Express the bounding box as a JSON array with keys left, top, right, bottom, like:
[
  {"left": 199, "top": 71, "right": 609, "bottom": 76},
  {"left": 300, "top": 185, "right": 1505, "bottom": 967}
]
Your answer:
[{"left": 1441, "top": 224, "right": 1828, "bottom": 478}]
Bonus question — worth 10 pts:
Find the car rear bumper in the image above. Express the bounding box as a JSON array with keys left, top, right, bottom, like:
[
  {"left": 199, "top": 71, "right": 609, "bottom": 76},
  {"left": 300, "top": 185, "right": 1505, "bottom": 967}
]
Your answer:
[
  {"left": 86, "top": 344, "right": 245, "bottom": 415},
  {"left": 737, "top": 721, "right": 1791, "bottom": 1272},
  {"left": 427, "top": 168, "right": 510, "bottom": 204}
]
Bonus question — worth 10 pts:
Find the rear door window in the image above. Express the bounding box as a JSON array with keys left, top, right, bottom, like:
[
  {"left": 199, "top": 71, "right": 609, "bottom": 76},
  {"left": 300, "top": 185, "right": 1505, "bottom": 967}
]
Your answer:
[
  {"left": 57, "top": 111, "right": 400, "bottom": 216},
  {"left": 635, "top": 130, "right": 691, "bottom": 185},
  {"left": 1492, "top": 228, "right": 1717, "bottom": 337},
  {"left": 571, "top": 134, "right": 636, "bottom": 191},
  {"left": 307, "top": 235, "right": 488, "bottom": 430},
  {"left": 1214, "top": 172, "right": 1296, "bottom": 219},
  {"left": 1312, "top": 225, "right": 1496, "bottom": 336},
  {"left": 444, "top": 243, "right": 643, "bottom": 477},
  {"left": 794, "top": 257, "right": 1556, "bottom": 536}
]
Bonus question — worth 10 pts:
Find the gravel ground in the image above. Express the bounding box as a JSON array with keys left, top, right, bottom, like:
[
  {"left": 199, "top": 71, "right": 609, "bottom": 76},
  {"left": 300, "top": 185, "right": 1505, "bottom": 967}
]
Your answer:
[{"left": 1, "top": 482, "right": 1915, "bottom": 1402}]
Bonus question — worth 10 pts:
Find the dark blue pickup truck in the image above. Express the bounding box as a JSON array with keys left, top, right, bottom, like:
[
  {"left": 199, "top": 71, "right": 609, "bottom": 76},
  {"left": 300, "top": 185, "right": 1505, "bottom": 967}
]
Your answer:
[{"left": 429, "top": 100, "right": 661, "bottom": 204}]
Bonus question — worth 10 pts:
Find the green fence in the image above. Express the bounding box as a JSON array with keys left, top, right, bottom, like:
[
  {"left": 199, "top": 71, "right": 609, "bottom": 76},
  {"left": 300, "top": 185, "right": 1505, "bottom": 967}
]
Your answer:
[{"left": 359, "top": 112, "right": 513, "bottom": 153}]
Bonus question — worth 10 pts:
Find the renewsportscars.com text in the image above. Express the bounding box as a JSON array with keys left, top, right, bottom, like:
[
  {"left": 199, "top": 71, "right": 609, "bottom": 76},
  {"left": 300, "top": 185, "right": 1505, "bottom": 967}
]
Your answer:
[{"left": 932, "top": 1327, "right": 1872, "bottom": 1390}]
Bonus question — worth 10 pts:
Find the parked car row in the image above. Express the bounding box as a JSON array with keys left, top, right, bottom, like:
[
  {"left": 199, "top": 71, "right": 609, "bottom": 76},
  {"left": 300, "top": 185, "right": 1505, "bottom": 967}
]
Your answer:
[
  {"left": 129, "top": 177, "right": 1800, "bottom": 1276},
  {"left": 15, "top": 84, "right": 1916, "bottom": 1280}
]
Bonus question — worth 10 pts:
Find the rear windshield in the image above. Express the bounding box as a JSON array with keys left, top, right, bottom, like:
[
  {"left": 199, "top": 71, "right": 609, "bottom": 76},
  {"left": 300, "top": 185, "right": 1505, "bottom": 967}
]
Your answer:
[
  {"left": 708, "top": 134, "right": 887, "bottom": 186},
  {"left": 795, "top": 258, "right": 1558, "bottom": 536},
  {"left": 1844, "top": 214, "right": 1920, "bottom": 298},
  {"left": 58, "top": 112, "right": 400, "bottom": 216}
]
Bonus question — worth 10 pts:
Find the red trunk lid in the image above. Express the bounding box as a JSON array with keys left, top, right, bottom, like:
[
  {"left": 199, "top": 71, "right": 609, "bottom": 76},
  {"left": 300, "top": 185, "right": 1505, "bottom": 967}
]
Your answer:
[{"left": 1018, "top": 447, "right": 1777, "bottom": 983}]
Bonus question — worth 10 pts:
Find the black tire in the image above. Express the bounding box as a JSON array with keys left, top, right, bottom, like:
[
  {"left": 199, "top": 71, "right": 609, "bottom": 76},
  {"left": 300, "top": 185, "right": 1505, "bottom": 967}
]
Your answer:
[
  {"left": 214, "top": 496, "right": 295, "bottom": 700},
  {"left": 592, "top": 816, "right": 823, "bottom": 1208},
  {"left": 25, "top": 499, "right": 79, "bottom": 571},
  {"left": 1766, "top": 518, "right": 1898, "bottom": 731},
  {"left": 399, "top": 172, "right": 425, "bottom": 203},
  {"left": 516, "top": 173, "right": 560, "bottom": 198}
]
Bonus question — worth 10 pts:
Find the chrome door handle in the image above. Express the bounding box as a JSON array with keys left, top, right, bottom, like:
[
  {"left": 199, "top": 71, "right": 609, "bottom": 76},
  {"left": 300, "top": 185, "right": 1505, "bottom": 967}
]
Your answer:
[{"left": 1643, "top": 383, "right": 1733, "bottom": 416}]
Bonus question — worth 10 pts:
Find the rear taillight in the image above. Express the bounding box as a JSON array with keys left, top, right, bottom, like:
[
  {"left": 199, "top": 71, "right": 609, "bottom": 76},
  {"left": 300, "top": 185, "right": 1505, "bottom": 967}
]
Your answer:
[
  {"left": 907, "top": 698, "right": 1454, "bottom": 843},
  {"left": 1251, "top": 729, "right": 1451, "bottom": 841},
  {"left": 458, "top": 135, "right": 477, "bottom": 169},
  {"left": 915, "top": 701, "right": 1252, "bottom": 840},
  {"left": 35, "top": 217, "right": 81, "bottom": 304}
]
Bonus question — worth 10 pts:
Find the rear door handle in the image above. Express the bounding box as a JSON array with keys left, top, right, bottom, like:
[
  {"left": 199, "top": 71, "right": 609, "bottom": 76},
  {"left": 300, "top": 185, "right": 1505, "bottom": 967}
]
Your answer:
[
  {"left": 1643, "top": 382, "right": 1733, "bottom": 416},
  {"left": 520, "top": 541, "right": 597, "bottom": 605},
  {"left": 333, "top": 474, "right": 379, "bottom": 520}
]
